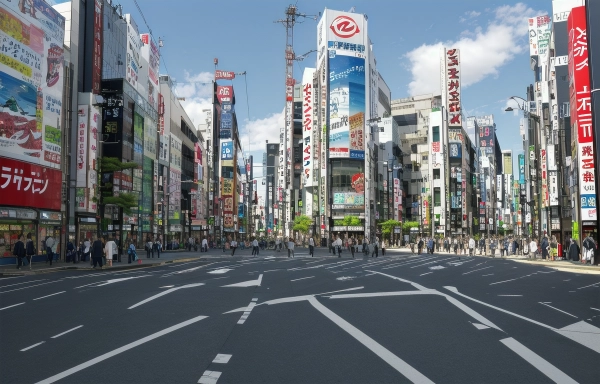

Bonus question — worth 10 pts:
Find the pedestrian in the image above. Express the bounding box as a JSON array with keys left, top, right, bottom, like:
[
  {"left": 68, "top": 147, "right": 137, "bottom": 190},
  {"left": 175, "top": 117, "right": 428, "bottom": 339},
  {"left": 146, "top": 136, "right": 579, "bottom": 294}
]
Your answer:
[
  {"left": 468, "top": 237, "right": 475, "bottom": 256},
  {"left": 381, "top": 239, "right": 386, "bottom": 256},
  {"left": 582, "top": 233, "right": 596, "bottom": 264},
  {"left": 453, "top": 238, "right": 458, "bottom": 254},
  {"left": 230, "top": 238, "right": 238, "bottom": 256},
  {"left": 202, "top": 237, "right": 208, "bottom": 252},
  {"left": 127, "top": 240, "right": 138, "bottom": 263},
  {"left": 154, "top": 236, "right": 162, "bottom": 258},
  {"left": 549, "top": 236, "right": 558, "bottom": 261},
  {"left": 83, "top": 238, "right": 91, "bottom": 263},
  {"left": 288, "top": 237, "right": 295, "bottom": 258},
  {"left": 251, "top": 238, "right": 258, "bottom": 256},
  {"left": 349, "top": 237, "right": 355, "bottom": 258},
  {"left": 568, "top": 239, "right": 580, "bottom": 261},
  {"left": 417, "top": 238, "right": 423, "bottom": 255},
  {"left": 146, "top": 235, "right": 153, "bottom": 258},
  {"left": 104, "top": 236, "right": 116, "bottom": 267},
  {"left": 541, "top": 236, "right": 549, "bottom": 260},
  {"left": 13, "top": 233, "right": 26, "bottom": 269},
  {"left": 529, "top": 238, "right": 537, "bottom": 259},
  {"left": 45, "top": 234, "right": 55, "bottom": 266},
  {"left": 309, "top": 236, "right": 315, "bottom": 257},
  {"left": 335, "top": 235, "right": 343, "bottom": 257},
  {"left": 67, "top": 238, "right": 76, "bottom": 263},
  {"left": 371, "top": 237, "right": 379, "bottom": 258},
  {"left": 91, "top": 236, "right": 104, "bottom": 269},
  {"left": 25, "top": 233, "right": 35, "bottom": 268}
]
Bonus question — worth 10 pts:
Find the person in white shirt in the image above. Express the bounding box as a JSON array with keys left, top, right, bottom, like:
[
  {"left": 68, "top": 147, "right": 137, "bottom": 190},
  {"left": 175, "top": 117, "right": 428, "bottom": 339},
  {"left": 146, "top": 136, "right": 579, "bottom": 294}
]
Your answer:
[
  {"left": 104, "top": 236, "right": 116, "bottom": 267},
  {"left": 529, "top": 238, "right": 538, "bottom": 259},
  {"left": 308, "top": 236, "right": 315, "bottom": 257},
  {"left": 252, "top": 238, "right": 259, "bottom": 256},
  {"left": 468, "top": 237, "right": 475, "bottom": 256},
  {"left": 230, "top": 239, "right": 238, "bottom": 256},
  {"left": 288, "top": 237, "right": 295, "bottom": 258},
  {"left": 201, "top": 237, "right": 208, "bottom": 252}
]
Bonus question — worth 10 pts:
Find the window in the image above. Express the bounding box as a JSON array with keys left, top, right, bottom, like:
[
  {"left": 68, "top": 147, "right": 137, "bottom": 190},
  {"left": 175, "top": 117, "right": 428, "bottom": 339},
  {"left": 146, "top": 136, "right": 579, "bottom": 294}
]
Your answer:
[
  {"left": 432, "top": 126, "right": 440, "bottom": 142},
  {"left": 433, "top": 169, "right": 440, "bottom": 180}
]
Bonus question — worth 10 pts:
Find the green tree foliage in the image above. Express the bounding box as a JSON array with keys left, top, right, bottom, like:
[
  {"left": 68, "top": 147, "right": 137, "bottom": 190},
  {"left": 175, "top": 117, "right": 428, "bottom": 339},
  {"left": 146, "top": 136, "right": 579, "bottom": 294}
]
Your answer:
[
  {"left": 99, "top": 157, "right": 139, "bottom": 215},
  {"left": 333, "top": 216, "right": 362, "bottom": 226},
  {"left": 401, "top": 221, "right": 419, "bottom": 232},
  {"left": 292, "top": 215, "right": 313, "bottom": 235},
  {"left": 379, "top": 219, "right": 401, "bottom": 240}
]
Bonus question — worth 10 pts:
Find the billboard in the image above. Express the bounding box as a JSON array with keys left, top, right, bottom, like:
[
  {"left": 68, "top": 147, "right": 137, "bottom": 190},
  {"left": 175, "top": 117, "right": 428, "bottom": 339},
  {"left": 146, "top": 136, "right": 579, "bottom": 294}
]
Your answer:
[
  {"left": 140, "top": 33, "right": 160, "bottom": 110},
  {"left": 328, "top": 54, "right": 365, "bottom": 159},
  {"left": 518, "top": 154, "right": 525, "bottom": 184},
  {"left": 478, "top": 125, "right": 495, "bottom": 154},
  {"left": 445, "top": 48, "right": 462, "bottom": 126},
  {"left": 217, "top": 86, "right": 234, "bottom": 104},
  {"left": 125, "top": 14, "right": 142, "bottom": 90},
  {"left": 302, "top": 68, "right": 315, "bottom": 187},
  {"left": 569, "top": 6, "right": 596, "bottom": 220},
  {"left": 221, "top": 140, "right": 233, "bottom": 160},
  {"left": 0, "top": 1, "right": 65, "bottom": 169},
  {"left": 92, "top": 0, "right": 103, "bottom": 94},
  {"left": 215, "top": 70, "right": 235, "bottom": 80},
  {"left": 528, "top": 15, "right": 552, "bottom": 57}
]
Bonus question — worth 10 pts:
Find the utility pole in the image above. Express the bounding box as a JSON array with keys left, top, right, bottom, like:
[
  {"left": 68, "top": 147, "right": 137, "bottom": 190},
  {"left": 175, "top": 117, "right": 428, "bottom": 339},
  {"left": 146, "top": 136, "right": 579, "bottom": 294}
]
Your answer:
[{"left": 275, "top": 5, "right": 316, "bottom": 237}]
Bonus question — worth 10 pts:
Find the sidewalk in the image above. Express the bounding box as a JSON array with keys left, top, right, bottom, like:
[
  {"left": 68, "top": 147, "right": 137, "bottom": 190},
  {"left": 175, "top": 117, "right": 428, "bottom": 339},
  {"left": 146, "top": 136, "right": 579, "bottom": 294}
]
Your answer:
[{"left": 0, "top": 249, "right": 205, "bottom": 276}]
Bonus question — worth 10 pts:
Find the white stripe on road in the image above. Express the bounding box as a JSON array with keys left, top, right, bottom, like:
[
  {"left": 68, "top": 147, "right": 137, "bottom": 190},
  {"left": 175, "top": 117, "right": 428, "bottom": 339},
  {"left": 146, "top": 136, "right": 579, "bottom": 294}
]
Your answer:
[
  {"left": 21, "top": 341, "right": 45, "bottom": 352},
  {"left": 500, "top": 337, "right": 578, "bottom": 384},
  {"left": 35, "top": 315, "right": 208, "bottom": 384},
  {"left": 128, "top": 283, "right": 205, "bottom": 309},
  {"left": 365, "top": 270, "right": 428, "bottom": 291},
  {"left": 419, "top": 272, "right": 433, "bottom": 276},
  {"left": 212, "top": 354, "right": 232, "bottom": 364},
  {"left": 0, "top": 280, "right": 62, "bottom": 294},
  {"left": 198, "top": 370, "right": 221, "bottom": 384},
  {"left": 51, "top": 325, "right": 83, "bottom": 339},
  {"left": 237, "top": 300, "right": 257, "bottom": 324},
  {"left": 462, "top": 266, "right": 493, "bottom": 275},
  {"left": 577, "top": 281, "right": 600, "bottom": 290},
  {"left": 482, "top": 273, "right": 494, "bottom": 276},
  {"left": 498, "top": 295, "right": 522, "bottom": 297},
  {"left": 591, "top": 307, "right": 600, "bottom": 312},
  {"left": 307, "top": 297, "right": 434, "bottom": 384},
  {"left": 290, "top": 276, "right": 315, "bottom": 282},
  {"left": 74, "top": 282, "right": 102, "bottom": 289},
  {"left": 410, "top": 259, "right": 449, "bottom": 268},
  {"left": 33, "top": 291, "right": 65, "bottom": 301},
  {"left": 539, "top": 302, "right": 578, "bottom": 318},
  {"left": 0, "top": 302, "right": 25, "bottom": 311},
  {"left": 0, "top": 279, "right": 48, "bottom": 288}
]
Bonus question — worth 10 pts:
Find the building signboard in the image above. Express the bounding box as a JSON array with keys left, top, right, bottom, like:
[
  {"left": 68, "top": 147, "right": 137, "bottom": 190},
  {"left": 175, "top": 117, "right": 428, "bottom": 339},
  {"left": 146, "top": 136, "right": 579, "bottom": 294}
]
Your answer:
[{"left": 445, "top": 48, "right": 462, "bottom": 126}]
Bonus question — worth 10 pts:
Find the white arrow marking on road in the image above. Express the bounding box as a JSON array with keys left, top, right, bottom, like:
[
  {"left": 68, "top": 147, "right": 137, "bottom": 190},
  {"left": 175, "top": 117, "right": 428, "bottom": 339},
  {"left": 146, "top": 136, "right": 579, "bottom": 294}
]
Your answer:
[
  {"left": 128, "top": 283, "right": 205, "bottom": 309},
  {"left": 538, "top": 302, "right": 578, "bottom": 318},
  {"left": 471, "top": 323, "right": 490, "bottom": 330},
  {"left": 500, "top": 337, "right": 578, "bottom": 384},
  {"left": 35, "top": 315, "right": 208, "bottom": 384},
  {"left": 307, "top": 297, "right": 434, "bottom": 384},
  {"left": 222, "top": 274, "right": 263, "bottom": 287},
  {"left": 207, "top": 268, "right": 232, "bottom": 274},
  {"left": 429, "top": 266, "right": 445, "bottom": 270},
  {"left": 198, "top": 370, "right": 221, "bottom": 384},
  {"left": 94, "top": 275, "right": 150, "bottom": 286},
  {"left": 365, "top": 270, "right": 428, "bottom": 291}
]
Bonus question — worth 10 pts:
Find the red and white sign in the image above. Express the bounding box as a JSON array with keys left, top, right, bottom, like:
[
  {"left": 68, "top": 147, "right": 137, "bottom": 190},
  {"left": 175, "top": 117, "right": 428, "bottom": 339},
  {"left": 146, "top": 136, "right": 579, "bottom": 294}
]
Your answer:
[
  {"left": 330, "top": 15, "right": 360, "bottom": 38},
  {"left": 445, "top": 48, "right": 462, "bottom": 127},
  {"left": 215, "top": 70, "right": 235, "bottom": 81},
  {"left": 217, "top": 86, "right": 234, "bottom": 104},
  {"left": 569, "top": 6, "right": 596, "bottom": 220},
  {"left": 0, "top": 157, "right": 62, "bottom": 210},
  {"left": 92, "top": 0, "right": 103, "bottom": 94}
]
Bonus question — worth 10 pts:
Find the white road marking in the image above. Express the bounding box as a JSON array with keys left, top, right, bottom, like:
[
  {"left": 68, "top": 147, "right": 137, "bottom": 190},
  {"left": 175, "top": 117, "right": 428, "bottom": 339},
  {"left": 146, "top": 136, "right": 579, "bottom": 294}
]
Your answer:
[
  {"left": 74, "top": 282, "right": 103, "bottom": 289},
  {"left": 51, "top": 325, "right": 83, "bottom": 339},
  {"left": 365, "top": 270, "right": 428, "bottom": 291},
  {"left": 577, "top": 281, "right": 600, "bottom": 290},
  {"left": 222, "top": 274, "right": 263, "bottom": 287},
  {"left": 198, "top": 370, "right": 221, "bottom": 384},
  {"left": 307, "top": 297, "right": 434, "bottom": 384},
  {"left": 470, "top": 262, "right": 486, "bottom": 269},
  {"left": 420, "top": 272, "right": 433, "bottom": 276},
  {"left": 33, "top": 291, "right": 65, "bottom": 301},
  {"left": 500, "top": 337, "right": 578, "bottom": 384},
  {"left": 35, "top": 316, "right": 207, "bottom": 384},
  {"left": 482, "top": 273, "right": 494, "bottom": 276},
  {"left": 364, "top": 273, "right": 376, "bottom": 276},
  {"left": 95, "top": 275, "right": 150, "bottom": 286},
  {"left": 237, "top": 300, "right": 257, "bottom": 324},
  {"left": 462, "top": 266, "right": 493, "bottom": 275},
  {"left": 160, "top": 285, "right": 175, "bottom": 288},
  {"left": 207, "top": 268, "right": 232, "bottom": 274},
  {"left": 0, "top": 280, "right": 62, "bottom": 294},
  {"left": 428, "top": 266, "right": 445, "bottom": 270},
  {"left": 381, "top": 257, "right": 436, "bottom": 270},
  {"left": 0, "top": 302, "right": 25, "bottom": 311},
  {"left": 591, "top": 307, "right": 600, "bottom": 312},
  {"left": 498, "top": 295, "right": 522, "bottom": 297},
  {"left": 212, "top": 354, "right": 232, "bottom": 364},
  {"left": 410, "top": 259, "right": 449, "bottom": 268},
  {"left": 161, "top": 261, "right": 224, "bottom": 277},
  {"left": 128, "top": 283, "right": 205, "bottom": 309},
  {"left": 222, "top": 307, "right": 247, "bottom": 314},
  {"left": 263, "top": 269, "right": 283, "bottom": 272},
  {"left": 251, "top": 298, "right": 258, "bottom": 301},
  {"left": 538, "top": 302, "right": 578, "bottom": 318},
  {"left": 290, "top": 276, "right": 315, "bottom": 282},
  {"left": 556, "top": 321, "right": 600, "bottom": 354},
  {"left": 0, "top": 279, "right": 48, "bottom": 288},
  {"left": 336, "top": 276, "right": 355, "bottom": 281},
  {"left": 325, "top": 260, "right": 360, "bottom": 269},
  {"left": 304, "top": 260, "right": 324, "bottom": 265},
  {"left": 489, "top": 271, "right": 544, "bottom": 286},
  {"left": 471, "top": 323, "right": 490, "bottom": 330},
  {"left": 21, "top": 341, "right": 45, "bottom": 352}
]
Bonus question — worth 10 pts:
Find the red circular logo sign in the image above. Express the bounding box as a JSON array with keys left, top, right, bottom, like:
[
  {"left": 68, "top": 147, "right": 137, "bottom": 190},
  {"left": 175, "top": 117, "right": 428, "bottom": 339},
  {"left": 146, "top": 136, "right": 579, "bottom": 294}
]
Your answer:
[{"left": 330, "top": 16, "right": 360, "bottom": 39}]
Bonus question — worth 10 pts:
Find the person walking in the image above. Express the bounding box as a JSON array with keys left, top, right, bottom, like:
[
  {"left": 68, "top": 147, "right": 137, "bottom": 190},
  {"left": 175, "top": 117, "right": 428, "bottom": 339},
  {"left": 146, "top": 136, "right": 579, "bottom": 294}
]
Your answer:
[
  {"left": 309, "top": 236, "right": 315, "bottom": 257},
  {"left": 529, "top": 238, "right": 538, "bottom": 259},
  {"left": 549, "top": 235, "right": 558, "bottom": 261},
  {"left": 349, "top": 237, "right": 355, "bottom": 258},
  {"left": 91, "top": 236, "right": 104, "bottom": 269},
  {"left": 251, "top": 238, "right": 258, "bottom": 256},
  {"left": 287, "top": 237, "right": 295, "bottom": 258},
  {"left": 45, "top": 234, "right": 55, "bottom": 266},
  {"left": 230, "top": 238, "right": 238, "bottom": 256},
  {"left": 154, "top": 236, "right": 162, "bottom": 258},
  {"left": 540, "top": 236, "right": 549, "bottom": 260},
  {"left": 13, "top": 233, "right": 26, "bottom": 269},
  {"left": 202, "top": 237, "right": 208, "bottom": 253},
  {"left": 468, "top": 237, "right": 475, "bottom": 256},
  {"left": 145, "top": 235, "right": 153, "bottom": 258},
  {"left": 371, "top": 237, "right": 379, "bottom": 258},
  {"left": 582, "top": 233, "right": 596, "bottom": 264},
  {"left": 104, "top": 236, "right": 116, "bottom": 267},
  {"left": 381, "top": 239, "right": 386, "bottom": 256},
  {"left": 568, "top": 239, "right": 580, "bottom": 261}
]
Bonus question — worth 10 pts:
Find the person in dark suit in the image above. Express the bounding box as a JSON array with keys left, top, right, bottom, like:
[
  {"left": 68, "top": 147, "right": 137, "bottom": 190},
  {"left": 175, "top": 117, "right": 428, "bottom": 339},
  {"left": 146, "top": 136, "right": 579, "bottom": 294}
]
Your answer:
[
  {"left": 14, "top": 234, "right": 26, "bottom": 269},
  {"left": 91, "top": 236, "right": 104, "bottom": 269}
]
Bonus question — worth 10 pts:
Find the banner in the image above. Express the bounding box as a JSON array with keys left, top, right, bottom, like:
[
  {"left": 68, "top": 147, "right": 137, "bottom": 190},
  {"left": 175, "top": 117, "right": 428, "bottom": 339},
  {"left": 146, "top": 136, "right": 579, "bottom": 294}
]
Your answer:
[
  {"left": 518, "top": 154, "right": 525, "bottom": 184},
  {"left": 445, "top": 48, "right": 461, "bottom": 126},
  {"left": 221, "top": 140, "right": 233, "bottom": 160},
  {"left": 302, "top": 68, "right": 315, "bottom": 187},
  {"left": 77, "top": 106, "right": 89, "bottom": 188}
]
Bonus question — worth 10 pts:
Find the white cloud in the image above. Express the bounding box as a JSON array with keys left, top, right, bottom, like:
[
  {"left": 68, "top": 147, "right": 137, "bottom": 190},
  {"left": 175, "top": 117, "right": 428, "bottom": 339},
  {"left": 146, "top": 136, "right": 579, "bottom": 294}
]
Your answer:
[
  {"left": 239, "top": 110, "right": 284, "bottom": 153},
  {"left": 405, "top": 3, "right": 543, "bottom": 96}
]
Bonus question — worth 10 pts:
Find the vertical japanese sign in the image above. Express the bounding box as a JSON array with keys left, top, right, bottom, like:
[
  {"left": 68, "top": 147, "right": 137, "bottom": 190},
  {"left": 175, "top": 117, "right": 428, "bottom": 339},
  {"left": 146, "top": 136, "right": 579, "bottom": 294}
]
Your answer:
[
  {"left": 302, "top": 68, "right": 315, "bottom": 188},
  {"left": 541, "top": 148, "right": 548, "bottom": 208},
  {"left": 568, "top": 6, "right": 596, "bottom": 220},
  {"left": 445, "top": 48, "right": 461, "bottom": 126},
  {"left": 92, "top": 0, "right": 103, "bottom": 94},
  {"left": 0, "top": 1, "right": 65, "bottom": 169},
  {"left": 76, "top": 105, "right": 88, "bottom": 188},
  {"left": 518, "top": 154, "right": 525, "bottom": 184},
  {"left": 125, "top": 14, "right": 142, "bottom": 90}
]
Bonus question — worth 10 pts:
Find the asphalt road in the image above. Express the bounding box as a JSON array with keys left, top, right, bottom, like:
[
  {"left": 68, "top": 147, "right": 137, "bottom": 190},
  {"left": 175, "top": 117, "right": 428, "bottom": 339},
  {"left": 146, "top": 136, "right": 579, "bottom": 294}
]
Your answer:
[{"left": 1, "top": 247, "right": 599, "bottom": 384}]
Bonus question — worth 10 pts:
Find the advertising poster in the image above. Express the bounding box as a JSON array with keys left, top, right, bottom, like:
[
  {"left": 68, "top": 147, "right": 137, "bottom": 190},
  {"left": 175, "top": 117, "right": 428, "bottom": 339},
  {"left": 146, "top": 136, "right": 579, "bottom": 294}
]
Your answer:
[
  {"left": 328, "top": 53, "right": 365, "bottom": 158},
  {"left": 140, "top": 33, "right": 160, "bottom": 109},
  {"left": 518, "top": 154, "right": 525, "bottom": 184},
  {"left": 125, "top": 14, "right": 142, "bottom": 90},
  {"left": 88, "top": 105, "right": 99, "bottom": 189},
  {"left": 221, "top": 140, "right": 233, "bottom": 160},
  {"left": 133, "top": 112, "right": 144, "bottom": 163},
  {"left": 302, "top": 68, "right": 315, "bottom": 187},
  {"left": 479, "top": 125, "right": 495, "bottom": 154},
  {"left": 77, "top": 105, "right": 89, "bottom": 188},
  {"left": 142, "top": 156, "right": 153, "bottom": 232},
  {"left": 220, "top": 110, "right": 232, "bottom": 139}
]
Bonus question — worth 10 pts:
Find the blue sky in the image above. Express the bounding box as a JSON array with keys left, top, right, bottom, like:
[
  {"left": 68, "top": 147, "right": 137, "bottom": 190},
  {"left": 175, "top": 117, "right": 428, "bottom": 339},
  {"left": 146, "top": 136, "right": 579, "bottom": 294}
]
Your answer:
[{"left": 56, "top": 0, "right": 552, "bottom": 182}]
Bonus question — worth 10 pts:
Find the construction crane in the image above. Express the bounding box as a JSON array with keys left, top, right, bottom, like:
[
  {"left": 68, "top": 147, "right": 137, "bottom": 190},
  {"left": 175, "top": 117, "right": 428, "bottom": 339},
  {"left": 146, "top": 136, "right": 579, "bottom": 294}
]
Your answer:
[{"left": 274, "top": 4, "right": 317, "bottom": 236}]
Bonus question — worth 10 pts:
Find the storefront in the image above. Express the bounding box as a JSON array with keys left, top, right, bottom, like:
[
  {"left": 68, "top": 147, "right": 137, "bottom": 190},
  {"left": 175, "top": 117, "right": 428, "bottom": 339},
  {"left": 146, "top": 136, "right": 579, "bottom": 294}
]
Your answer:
[
  {"left": 0, "top": 208, "right": 37, "bottom": 264},
  {"left": 39, "top": 211, "right": 63, "bottom": 260},
  {"left": 167, "top": 224, "right": 182, "bottom": 249},
  {"left": 78, "top": 217, "right": 98, "bottom": 246}
]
